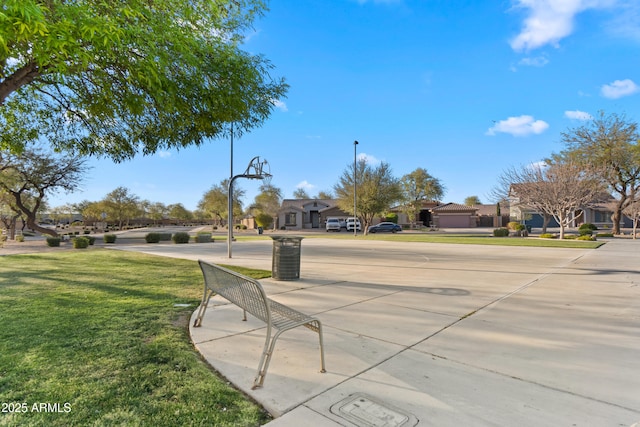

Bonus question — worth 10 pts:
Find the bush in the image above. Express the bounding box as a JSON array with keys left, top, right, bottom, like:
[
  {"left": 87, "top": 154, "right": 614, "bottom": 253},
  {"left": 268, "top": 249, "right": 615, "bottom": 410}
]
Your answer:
[
  {"left": 195, "top": 232, "right": 212, "bottom": 243},
  {"left": 46, "top": 237, "right": 61, "bottom": 247},
  {"left": 103, "top": 234, "right": 117, "bottom": 243},
  {"left": 384, "top": 213, "right": 398, "bottom": 224},
  {"left": 84, "top": 229, "right": 91, "bottom": 234},
  {"left": 15, "top": 234, "right": 25, "bottom": 242},
  {"left": 493, "top": 228, "right": 509, "bottom": 237},
  {"left": 596, "top": 232, "right": 614, "bottom": 237},
  {"left": 86, "top": 236, "right": 96, "bottom": 245},
  {"left": 73, "top": 237, "right": 90, "bottom": 249},
  {"left": 579, "top": 223, "right": 598, "bottom": 231},
  {"left": 577, "top": 235, "right": 596, "bottom": 241},
  {"left": 172, "top": 232, "right": 190, "bottom": 244},
  {"left": 578, "top": 228, "right": 593, "bottom": 236},
  {"left": 539, "top": 233, "right": 556, "bottom": 239},
  {"left": 507, "top": 221, "right": 520, "bottom": 230},
  {"left": 145, "top": 233, "right": 161, "bottom": 243}
]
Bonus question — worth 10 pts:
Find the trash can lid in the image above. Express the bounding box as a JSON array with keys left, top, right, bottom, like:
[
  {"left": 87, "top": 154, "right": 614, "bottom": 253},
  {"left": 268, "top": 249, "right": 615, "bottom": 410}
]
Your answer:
[{"left": 270, "top": 235, "right": 304, "bottom": 241}]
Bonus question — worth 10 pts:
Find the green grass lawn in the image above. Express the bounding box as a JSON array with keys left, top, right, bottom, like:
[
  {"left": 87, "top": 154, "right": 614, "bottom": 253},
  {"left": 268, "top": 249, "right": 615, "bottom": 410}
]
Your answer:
[
  {"left": 300, "top": 232, "right": 605, "bottom": 248},
  {"left": 0, "top": 250, "right": 272, "bottom": 427}
]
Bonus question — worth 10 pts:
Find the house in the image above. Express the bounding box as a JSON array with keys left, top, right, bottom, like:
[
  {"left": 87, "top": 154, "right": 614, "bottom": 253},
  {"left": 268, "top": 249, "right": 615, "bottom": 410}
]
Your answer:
[
  {"left": 389, "top": 200, "right": 440, "bottom": 227},
  {"left": 430, "top": 203, "right": 478, "bottom": 228},
  {"left": 508, "top": 186, "right": 633, "bottom": 229},
  {"left": 277, "top": 199, "right": 351, "bottom": 230}
]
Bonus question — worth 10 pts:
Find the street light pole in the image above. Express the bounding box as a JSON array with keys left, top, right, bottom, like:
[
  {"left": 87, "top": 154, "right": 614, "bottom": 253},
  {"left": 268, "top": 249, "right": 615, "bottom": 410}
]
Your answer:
[{"left": 353, "top": 140, "right": 359, "bottom": 237}]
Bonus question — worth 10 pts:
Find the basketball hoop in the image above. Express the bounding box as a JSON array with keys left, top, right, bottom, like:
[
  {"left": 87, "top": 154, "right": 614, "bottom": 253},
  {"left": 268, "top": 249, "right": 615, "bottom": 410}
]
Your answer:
[{"left": 227, "top": 156, "right": 272, "bottom": 258}]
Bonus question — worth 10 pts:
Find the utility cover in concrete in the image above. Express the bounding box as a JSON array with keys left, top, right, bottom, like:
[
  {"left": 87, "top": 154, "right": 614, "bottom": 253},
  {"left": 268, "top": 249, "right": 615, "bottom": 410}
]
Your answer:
[{"left": 330, "top": 393, "right": 418, "bottom": 427}]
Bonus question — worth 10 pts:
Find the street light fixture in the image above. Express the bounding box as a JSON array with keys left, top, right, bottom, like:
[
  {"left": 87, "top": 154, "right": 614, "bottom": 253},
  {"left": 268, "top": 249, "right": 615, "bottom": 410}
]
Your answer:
[{"left": 354, "top": 140, "right": 359, "bottom": 237}]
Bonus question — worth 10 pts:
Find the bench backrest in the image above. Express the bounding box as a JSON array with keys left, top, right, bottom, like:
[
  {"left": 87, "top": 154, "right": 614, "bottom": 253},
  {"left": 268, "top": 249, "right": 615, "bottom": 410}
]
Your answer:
[{"left": 198, "top": 260, "right": 271, "bottom": 324}]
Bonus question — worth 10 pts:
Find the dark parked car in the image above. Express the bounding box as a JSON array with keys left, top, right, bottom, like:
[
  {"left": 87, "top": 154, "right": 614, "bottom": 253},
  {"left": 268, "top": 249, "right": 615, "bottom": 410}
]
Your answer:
[{"left": 368, "top": 222, "right": 402, "bottom": 233}]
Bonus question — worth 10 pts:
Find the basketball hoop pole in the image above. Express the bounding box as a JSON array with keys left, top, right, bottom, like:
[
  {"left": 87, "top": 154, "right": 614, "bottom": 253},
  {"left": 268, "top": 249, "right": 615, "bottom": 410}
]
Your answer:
[{"left": 228, "top": 157, "right": 271, "bottom": 258}]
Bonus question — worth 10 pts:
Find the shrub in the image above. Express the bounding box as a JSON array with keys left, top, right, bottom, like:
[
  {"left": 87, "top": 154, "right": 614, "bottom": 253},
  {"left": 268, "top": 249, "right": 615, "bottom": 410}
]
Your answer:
[
  {"left": 172, "top": 232, "right": 190, "bottom": 244},
  {"left": 384, "top": 213, "right": 399, "bottom": 224},
  {"left": 539, "top": 233, "right": 556, "bottom": 239},
  {"left": 145, "top": 233, "right": 161, "bottom": 243},
  {"left": 73, "top": 237, "right": 90, "bottom": 249},
  {"left": 579, "top": 223, "right": 598, "bottom": 231},
  {"left": 507, "top": 221, "right": 520, "bottom": 230},
  {"left": 15, "top": 234, "right": 25, "bottom": 242},
  {"left": 103, "top": 234, "right": 117, "bottom": 243},
  {"left": 563, "top": 235, "right": 578, "bottom": 239},
  {"left": 596, "top": 232, "right": 614, "bottom": 237},
  {"left": 195, "top": 232, "right": 212, "bottom": 243},
  {"left": 493, "top": 228, "right": 509, "bottom": 237},
  {"left": 578, "top": 228, "right": 593, "bottom": 236},
  {"left": 577, "top": 235, "right": 596, "bottom": 241},
  {"left": 86, "top": 236, "right": 96, "bottom": 245},
  {"left": 46, "top": 237, "right": 61, "bottom": 247}
]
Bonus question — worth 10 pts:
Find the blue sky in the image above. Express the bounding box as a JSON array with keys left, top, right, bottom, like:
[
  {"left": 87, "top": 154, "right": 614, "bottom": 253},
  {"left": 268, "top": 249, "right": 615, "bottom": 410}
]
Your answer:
[{"left": 53, "top": 0, "right": 640, "bottom": 211}]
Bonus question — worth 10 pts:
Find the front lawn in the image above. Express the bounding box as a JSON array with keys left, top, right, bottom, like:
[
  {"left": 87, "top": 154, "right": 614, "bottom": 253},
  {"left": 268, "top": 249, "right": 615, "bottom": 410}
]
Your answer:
[{"left": 0, "top": 250, "right": 271, "bottom": 426}]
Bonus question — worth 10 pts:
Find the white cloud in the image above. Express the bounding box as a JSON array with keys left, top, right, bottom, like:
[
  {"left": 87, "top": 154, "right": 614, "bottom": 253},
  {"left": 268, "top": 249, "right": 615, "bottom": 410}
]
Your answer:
[
  {"left": 296, "top": 180, "right": 316, "bottom": 190},
  {"left": 600, "top": 79, "right": 639, "bottom": 99},
  {"left": 518, "top": 55, "right": 549, "bottom": 67},
  {"left": 271, "top": 99, "right": 288, "bottom": 112},
  {"left": 564, "top": 110, "right": 593, "bottom": 120},
  {"left": 358, "top": 152, "right": 381, "bottom": 164},
  {"left": 486, "top": 115, "right": 549, "bottom": 137},
  {"left": 509, "top": 0, "right": 614, "bottom": 52}
]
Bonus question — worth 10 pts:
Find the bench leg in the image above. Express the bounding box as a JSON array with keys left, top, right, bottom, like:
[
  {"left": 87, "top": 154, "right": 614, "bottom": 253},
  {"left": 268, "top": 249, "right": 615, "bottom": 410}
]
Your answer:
[
  {"left": 252, "top": 321, "right": 326, "bottom": 389},
  {"left": 193, "top": 288, "right": 215, "bottom": 327},
  {"left": 253, "top": 330, "right": 277, "bottom": 389},
  {"left": 316, "top": 320, "right": 326, "bottom": 374}
]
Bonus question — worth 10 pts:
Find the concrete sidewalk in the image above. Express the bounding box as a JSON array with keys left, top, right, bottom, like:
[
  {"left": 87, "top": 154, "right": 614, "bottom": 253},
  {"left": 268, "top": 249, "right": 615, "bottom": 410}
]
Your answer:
[{"left": 115, "top": 237, "right": 640, "bottom": 426}]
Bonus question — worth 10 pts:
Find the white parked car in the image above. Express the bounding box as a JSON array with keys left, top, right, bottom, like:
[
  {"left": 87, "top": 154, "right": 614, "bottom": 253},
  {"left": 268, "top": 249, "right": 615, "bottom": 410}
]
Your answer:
[
  {"left": 325, "top": 218, "right": 341, "bottom": 232},
  {"left": 345, "top": 218, "right": 361, "bottom": 231}
]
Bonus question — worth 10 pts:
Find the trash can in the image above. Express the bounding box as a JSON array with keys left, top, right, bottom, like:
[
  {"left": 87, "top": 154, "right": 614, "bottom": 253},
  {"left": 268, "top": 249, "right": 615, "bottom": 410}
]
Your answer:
[
  {"left": 271, "top": 236, "right": 303, "bottom": 281},
  {"left": 257, "top": 227, "right": 263, "bottom": 235}
]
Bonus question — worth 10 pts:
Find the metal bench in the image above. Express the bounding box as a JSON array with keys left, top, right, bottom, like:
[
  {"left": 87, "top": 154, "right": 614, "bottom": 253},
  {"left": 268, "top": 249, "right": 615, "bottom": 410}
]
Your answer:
[{"left": 193, "top": 260, "right": 326, "bottom": 389}]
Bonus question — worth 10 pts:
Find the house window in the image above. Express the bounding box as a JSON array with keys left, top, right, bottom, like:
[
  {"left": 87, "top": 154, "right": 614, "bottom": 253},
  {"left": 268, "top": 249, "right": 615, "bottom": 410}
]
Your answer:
[
  {"left": 285, "top": 212, "right": 297, "bottom": 226},
  {"left": 594, "top": 211, "right": 610, "bottom": 223}
]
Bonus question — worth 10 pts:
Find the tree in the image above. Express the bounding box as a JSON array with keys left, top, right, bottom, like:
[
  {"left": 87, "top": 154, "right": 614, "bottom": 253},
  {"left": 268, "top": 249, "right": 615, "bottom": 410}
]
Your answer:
[
  {"left": 101, "top": 187, "right": 140, "bottom": 229},
  {"left": 253, "top": 183, "right": 282, "bottom": 230},
  {"left": 293, "top": 188, "right": 310, "bottom": 199},
  {"left": 0, "top": 0, "right": 288, "bottom": 161},
  {"left": 167, "top": 203, "right": 193, "bottom": 223},
  {"left": 464, "top": 196, "right": 481, "bottom": 206},
  {"left": 0, "top": 190, "right": 22, "bottom": 240},
  {"left": 334, "top": 159, "right": 402, "bottom": 235},
  {"left": 147, "top": 202, "right": 168, "bottom": 226},
  {"left": 496, "top": 161, "right": 605, "bottom": 239},
  {"left": 198, "top": 179, "right": 244, "bottom": 227},
  {"left": 559, "top": 112, "right": 640, "bottom": 234},
  {"left": 622, "top": 192, "right": 640, "bottom": 239},
  {"left": 0, "top": 145, "right": 86, "bottom": 237},
  {"left": 316, "top": 190, "right": 334, "bottom": 199},
  {"left": 399, "top": 168, "right": 445, "bottom": 227}
]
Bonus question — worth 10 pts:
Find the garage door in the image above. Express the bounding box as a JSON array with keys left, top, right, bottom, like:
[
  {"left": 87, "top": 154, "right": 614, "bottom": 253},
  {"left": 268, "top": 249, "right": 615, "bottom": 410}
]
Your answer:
[{"left": 438, "top": 215, "right": 470, "bottom": 228}]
